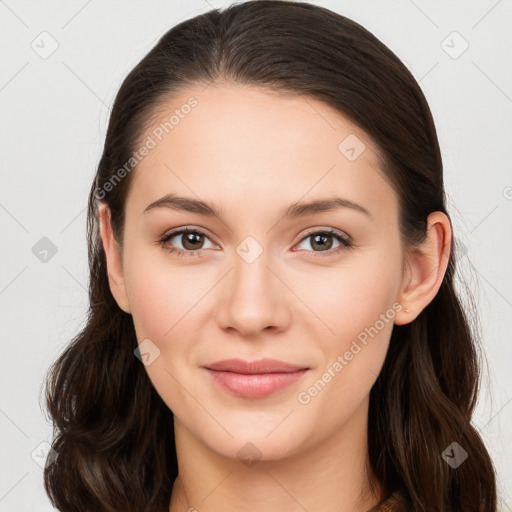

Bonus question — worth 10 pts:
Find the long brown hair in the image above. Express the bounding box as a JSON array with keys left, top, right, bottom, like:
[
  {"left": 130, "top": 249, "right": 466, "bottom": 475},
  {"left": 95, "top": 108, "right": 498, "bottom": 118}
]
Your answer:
[{"left": 43, "top": 1, "right": 498, "bottom": 510}]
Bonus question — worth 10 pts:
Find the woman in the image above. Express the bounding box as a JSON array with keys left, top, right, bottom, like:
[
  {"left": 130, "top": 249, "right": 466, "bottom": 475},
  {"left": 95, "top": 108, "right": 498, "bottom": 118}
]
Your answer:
[{"left": 43, "top": 1, "right": 498, "bottom": 510}]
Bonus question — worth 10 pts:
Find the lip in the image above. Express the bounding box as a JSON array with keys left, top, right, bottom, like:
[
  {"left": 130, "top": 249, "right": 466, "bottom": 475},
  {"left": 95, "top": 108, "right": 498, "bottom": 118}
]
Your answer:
[
  {"left": 203, "top": 358, "right": 308, "bottom": 374},
  {"left": 203, "top": 358, "right": 310, "bottom": 399},
  {"left": 204, "top": 369, "right": 309, "bottom": 399}
]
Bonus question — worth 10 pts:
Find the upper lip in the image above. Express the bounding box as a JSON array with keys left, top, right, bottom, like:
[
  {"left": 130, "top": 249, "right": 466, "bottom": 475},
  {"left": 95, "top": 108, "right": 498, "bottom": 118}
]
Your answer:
[{"left": 204, "top": 358, "right": 309, "bottom": 374}]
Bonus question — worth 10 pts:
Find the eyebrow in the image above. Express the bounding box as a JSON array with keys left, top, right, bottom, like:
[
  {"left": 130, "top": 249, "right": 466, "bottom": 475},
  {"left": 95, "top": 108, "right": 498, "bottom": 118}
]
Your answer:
[{"left": 142, "top": 193, "right": 372, "bottom": 220}]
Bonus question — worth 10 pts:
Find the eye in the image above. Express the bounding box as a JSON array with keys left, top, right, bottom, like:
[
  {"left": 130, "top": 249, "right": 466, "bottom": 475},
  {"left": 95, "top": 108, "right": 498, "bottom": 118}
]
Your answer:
[
  {"left": 293, "top": 228, "right": 353, "bottom": 258},
  {"left": 158, "top": 227, "right": 353, "bottom": 259},
  {"left": 158, "top": 227, "right": 218, "bottom": 258}
]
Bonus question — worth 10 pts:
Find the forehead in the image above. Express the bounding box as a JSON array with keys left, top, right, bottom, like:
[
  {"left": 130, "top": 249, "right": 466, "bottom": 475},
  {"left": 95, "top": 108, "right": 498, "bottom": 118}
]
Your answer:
[
  {"left": 126, "top": 82, "right": 394, "bottom": 218},
  {"left": 138, "top": 81, "right": 381, "bottom": 163}
]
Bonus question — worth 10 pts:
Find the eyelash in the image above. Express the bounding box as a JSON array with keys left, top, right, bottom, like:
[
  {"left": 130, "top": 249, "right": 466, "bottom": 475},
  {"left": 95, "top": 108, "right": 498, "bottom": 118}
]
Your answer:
[{"left": 158, "top": 227, "right": 353, "bottom": 259}]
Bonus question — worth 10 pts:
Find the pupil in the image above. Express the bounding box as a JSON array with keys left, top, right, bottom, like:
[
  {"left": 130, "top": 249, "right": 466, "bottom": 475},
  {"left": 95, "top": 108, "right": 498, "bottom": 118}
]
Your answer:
[
  {"left": 184, "top": 232, "right": 202, "bottom": 249},
  {"left": 313, "top": 234, "right": 332, "bottom": 251}
]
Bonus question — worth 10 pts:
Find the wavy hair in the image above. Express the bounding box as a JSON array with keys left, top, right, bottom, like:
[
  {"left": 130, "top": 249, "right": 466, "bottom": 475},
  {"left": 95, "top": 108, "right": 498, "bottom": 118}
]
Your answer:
[{"left": 43, "top": 1, "right": 498, "bottom": 510}]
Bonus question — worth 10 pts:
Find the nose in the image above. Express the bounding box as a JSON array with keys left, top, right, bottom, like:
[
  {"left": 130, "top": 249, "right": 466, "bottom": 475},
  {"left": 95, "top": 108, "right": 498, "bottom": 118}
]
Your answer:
[{"left": 216, "top": 249, "right": 291, "bottom": 337}]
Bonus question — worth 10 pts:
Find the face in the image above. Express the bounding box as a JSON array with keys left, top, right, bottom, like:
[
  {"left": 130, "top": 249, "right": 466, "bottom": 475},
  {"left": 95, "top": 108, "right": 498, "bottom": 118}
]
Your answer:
[{"left": 105, "top": 82, "right": 408, "bottom": 462}]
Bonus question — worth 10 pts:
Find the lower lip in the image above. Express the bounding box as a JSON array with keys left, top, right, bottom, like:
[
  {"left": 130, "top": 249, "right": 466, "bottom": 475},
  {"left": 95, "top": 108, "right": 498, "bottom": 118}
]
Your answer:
[{"left": 205, "top": 368, "right": 309, "bottom": 399}]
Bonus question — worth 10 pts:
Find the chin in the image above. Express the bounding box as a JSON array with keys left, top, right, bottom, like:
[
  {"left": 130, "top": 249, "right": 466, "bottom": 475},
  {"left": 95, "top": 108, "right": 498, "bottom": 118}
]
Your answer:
[{"left": 189, "top": 414, "right": 312, "bottom": 464}]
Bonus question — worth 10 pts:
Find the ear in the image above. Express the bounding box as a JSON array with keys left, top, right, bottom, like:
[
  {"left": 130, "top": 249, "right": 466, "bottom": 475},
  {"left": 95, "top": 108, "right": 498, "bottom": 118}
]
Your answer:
[
  {"left": 394, "top": 211, "right": 452, "bottom": 325},
  {"left": 98, "top": 202, "right": 131, "bottom": 314}
]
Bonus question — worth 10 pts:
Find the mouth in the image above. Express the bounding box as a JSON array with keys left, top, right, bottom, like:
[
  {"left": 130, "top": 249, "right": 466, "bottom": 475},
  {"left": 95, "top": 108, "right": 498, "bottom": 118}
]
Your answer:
[
  {"left": 203, "top": 357, "right": 309, "bottom": 374},
  {"left": 203, "top": 358, "right": 310, "bottom": 399}
]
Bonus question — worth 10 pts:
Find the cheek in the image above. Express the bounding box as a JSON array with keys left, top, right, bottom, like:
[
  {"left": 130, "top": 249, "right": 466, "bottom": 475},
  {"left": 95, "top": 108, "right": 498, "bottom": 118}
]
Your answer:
[
  {"left": 127, "top": 269, "right": 174, "bottom": 342},
  {"left": 293, "top": 246, "right": 402, "bottom": 401},
  {"left": 295, "top": 279, "right": 399, "bottom": 433},
  {"left": 293, "top": 244, "right": 403, "bottom": 341},
  {"left": 124, "top": 255, "right": 206, "bottom": 411},
  {"left": 303, "top": 271, "right": 396, "bottom": 379},
  {"left": 124, "top": 244, "right": 207, "bottom": 340},
  {"left": 124, "top": 250, "right": 217, "bottom": 398}
]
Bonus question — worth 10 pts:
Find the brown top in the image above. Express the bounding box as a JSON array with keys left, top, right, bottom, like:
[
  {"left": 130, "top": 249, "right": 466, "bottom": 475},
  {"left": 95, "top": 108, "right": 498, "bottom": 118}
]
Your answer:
[{"left": 366, "top": 490, "right": 405, "bottom": 512}]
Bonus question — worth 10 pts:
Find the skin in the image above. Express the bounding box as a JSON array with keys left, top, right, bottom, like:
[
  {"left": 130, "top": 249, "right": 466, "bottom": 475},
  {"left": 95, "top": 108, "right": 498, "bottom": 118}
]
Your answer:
[{"left": 98, "top": 82, "right": 451, "bottom": 512}]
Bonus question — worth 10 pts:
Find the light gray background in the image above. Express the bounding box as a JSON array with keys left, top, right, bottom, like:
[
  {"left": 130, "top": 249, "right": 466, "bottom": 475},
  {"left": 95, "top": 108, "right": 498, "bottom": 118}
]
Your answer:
[{"left": 1, "top": 0, "right": 511, "bottom": 510}]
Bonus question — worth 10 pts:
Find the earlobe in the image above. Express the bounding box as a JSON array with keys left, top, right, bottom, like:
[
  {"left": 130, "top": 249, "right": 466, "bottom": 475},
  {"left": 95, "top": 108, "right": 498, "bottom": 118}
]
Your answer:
[
  {"left": 98, "top": 202, "right": 131, "bottom": 314},
  {"left": 394, "top": 211, "right": 452, "bottom": 326}
]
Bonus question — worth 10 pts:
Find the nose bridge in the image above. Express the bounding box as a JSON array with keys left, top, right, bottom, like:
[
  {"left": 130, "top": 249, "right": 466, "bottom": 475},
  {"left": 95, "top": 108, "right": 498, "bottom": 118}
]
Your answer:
[
  {"left": 232, "top": 237, "right": 276, "bottom": 306},
  {"left": 217, "top": 235, "right": 289, "bottom": 334}
]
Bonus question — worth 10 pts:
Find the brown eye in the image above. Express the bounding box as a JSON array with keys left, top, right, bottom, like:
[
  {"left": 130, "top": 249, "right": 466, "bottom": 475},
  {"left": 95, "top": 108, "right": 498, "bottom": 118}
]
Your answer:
[
  {"left": 309, "top": 233, "right": 334, "bottom": 251},
  {"left": 179, "top": 231, "right": 205, "bottom": 250},
  {"left": 294, "top": 229, "right": 352, "bottom": 257},
  {"left": 158, "top": 227, "right": 217, "bottom": 257}
]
